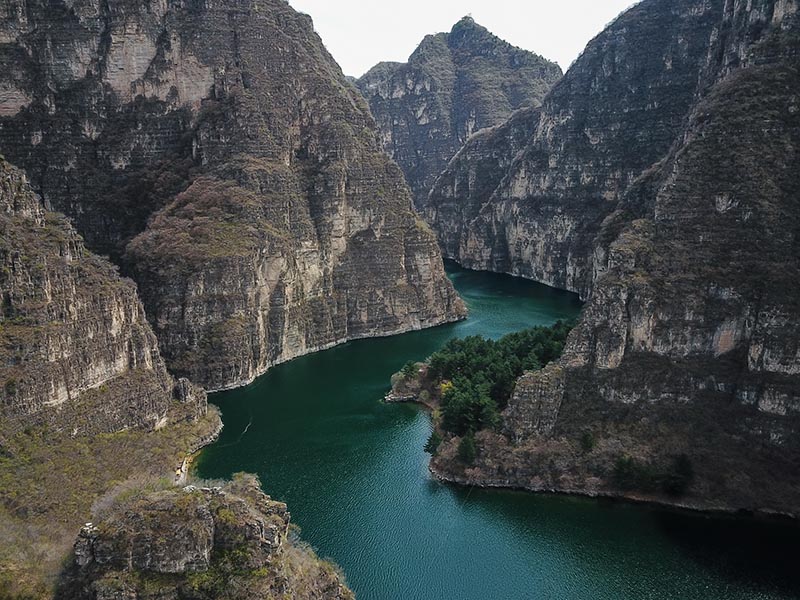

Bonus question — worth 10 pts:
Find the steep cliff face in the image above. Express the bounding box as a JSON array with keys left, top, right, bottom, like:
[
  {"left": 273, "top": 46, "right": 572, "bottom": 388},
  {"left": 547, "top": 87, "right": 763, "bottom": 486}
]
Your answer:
[
  {"left": 428, "top": 0, "right": 800, "bottom": 514},
  {"left": 357, "top": 17, "right": 562, "bottom": 212},
  {"left": 0, "top": 157, "right": 205, "bottom": 435},
  {"left": 59, "top": 474, "right": 353, "bottom": 600},
  {"left": 0, "top": 0, "right": 464, "bottom": 391},
  {"left": 429, "top": 0, "right": 730, "bottom": 298}
]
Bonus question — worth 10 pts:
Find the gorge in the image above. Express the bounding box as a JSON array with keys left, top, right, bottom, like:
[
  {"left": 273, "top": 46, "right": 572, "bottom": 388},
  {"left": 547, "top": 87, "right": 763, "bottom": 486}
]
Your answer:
[
  {"left": 0, "top": 0, "right": 799, "bottom": 598},
  {"left": 0, "top": 0, "right": 465, "bottom": 392},
  {"left": 370, "top": 0, "right": 800, "bottom": 516}
]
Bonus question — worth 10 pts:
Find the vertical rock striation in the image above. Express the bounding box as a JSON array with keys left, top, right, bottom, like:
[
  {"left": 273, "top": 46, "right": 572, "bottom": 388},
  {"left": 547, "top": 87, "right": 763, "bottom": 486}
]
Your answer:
[
  {"left": 0, "top": 156, "right": 205, "bottom": 435},
  {"left": 0, "top": 0, "right": 465, "bottom": 390},
  {"left": 357, "top": 17, "right": 562, "bottom": 212},
  {"left": 429, "top": 0, "right": 800, "bottom": 514}
]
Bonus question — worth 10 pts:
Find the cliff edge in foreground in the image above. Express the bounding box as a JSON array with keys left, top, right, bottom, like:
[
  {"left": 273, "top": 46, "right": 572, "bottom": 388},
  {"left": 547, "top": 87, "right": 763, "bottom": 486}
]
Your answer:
[{"left": 58, "top": 474, "right": 353, "bottom": 600}]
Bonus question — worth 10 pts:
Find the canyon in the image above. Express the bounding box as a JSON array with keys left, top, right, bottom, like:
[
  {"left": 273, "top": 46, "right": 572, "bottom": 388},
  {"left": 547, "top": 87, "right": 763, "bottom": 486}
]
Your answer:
[
  {"left": 0, "top": 0, "right": 464, "bottom": 392},
  {"left": 0, "top": 0, "right": 460, "bottom": 595},
  {"left": 0, "top": 0, "right": 799, "bottom": 597},
  {"left": 0, "top": 155, "right": 348, "bottom": 599}
]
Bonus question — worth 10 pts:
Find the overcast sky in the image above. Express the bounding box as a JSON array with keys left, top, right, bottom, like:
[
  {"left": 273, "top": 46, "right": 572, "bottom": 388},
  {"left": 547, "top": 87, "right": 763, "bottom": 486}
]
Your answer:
[{"left": 287, "top": 0, "right": 638, "bottom": 77}]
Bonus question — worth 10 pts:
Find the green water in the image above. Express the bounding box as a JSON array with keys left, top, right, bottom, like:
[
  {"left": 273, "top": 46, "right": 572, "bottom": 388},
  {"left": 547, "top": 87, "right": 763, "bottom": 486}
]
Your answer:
[{"left": 196, "top": 263, "right": 800, "bottom": 600}]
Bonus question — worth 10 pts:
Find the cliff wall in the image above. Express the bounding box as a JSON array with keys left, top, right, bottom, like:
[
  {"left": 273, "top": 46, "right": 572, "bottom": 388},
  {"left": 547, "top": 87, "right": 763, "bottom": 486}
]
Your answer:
[
  {"left": 0, "top": 0, "right": 465, "bottom": 391},
  {"left": 0, "top": 156, "right": 204, "bottom": 434},
  {"left": 427, "top": 0, "right": 800, "bottom": 514}
]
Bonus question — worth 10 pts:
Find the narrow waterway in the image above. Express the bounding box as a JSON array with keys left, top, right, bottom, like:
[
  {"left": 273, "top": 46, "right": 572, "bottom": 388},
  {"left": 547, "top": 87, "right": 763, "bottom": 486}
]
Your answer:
[{"left": 196, "top": 263, "right": 800, "bottom": 600}]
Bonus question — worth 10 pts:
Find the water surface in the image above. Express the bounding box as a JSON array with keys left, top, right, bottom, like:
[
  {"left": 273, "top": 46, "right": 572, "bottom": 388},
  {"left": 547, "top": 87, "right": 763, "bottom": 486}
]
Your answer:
[{"left": 196, "top": 263, "right": 800, "bottom": 600}]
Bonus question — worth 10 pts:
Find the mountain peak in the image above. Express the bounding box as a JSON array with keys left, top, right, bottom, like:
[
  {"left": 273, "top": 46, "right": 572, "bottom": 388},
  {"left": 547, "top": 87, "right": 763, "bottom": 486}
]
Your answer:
[
  {"left": 454, "top": 15, "right": 476, "bottom": 27},
  {"left": 450, "top": 15, "right": 485, "bottom": 36},
  {"left": 447, "top": 15, "right": 501, "bottom": 51}
]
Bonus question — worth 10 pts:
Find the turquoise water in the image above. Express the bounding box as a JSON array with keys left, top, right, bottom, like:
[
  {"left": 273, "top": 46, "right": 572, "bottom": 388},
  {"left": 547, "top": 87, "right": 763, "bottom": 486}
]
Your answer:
[{"left": 196, "top": 263, "right": 800, "bottom": 600}]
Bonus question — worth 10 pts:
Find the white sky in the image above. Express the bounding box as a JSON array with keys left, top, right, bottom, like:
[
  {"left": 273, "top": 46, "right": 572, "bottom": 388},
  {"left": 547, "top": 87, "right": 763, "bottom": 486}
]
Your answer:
[{"left": 287, "top": 0, "right": 639, "bottom": 77}]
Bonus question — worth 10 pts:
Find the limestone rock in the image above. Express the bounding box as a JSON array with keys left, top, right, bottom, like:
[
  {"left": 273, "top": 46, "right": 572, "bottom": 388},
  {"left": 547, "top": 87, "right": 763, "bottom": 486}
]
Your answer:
[
  {"left": 428, "top": 0, "right": 730, "bottom": 297},
  {"left": 429, "top": 0, "right": 800, "bottom": 514},
  {"left": 60, "top": 474, "right": 353, "bottom": 600},
  {"left": 357, "top": 16, "right": 561, "bottom": 212},
  {"left": 0, "top": 157, "right": 205, "bottom": 434},
  {"left": 0, "top": 0, "right": 465, "bottom": 391}
]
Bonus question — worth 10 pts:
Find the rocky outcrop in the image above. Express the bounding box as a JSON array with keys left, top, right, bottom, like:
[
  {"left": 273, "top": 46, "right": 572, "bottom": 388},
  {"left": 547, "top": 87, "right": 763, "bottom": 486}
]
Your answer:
[
  {"left": 357, "top": 17, "right": 561, "bottom": 212},
  {"left": 59, "top": 474, "right": 353, "bottom": 600},
  {"left": 0, "top": 0, "right": 465, "bottom": 391},
  {"left": 428, "top": 0, "right": 800, "bottom": 515},
  {"left": 0, "top": 156, "right": 205, "bottom": 435}
]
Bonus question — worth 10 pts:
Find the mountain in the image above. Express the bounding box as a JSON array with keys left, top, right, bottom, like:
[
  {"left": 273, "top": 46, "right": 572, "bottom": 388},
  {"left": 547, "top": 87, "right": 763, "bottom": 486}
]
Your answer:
[
  {"left": 357, "top": 17, "right": 562, "bottom": 212},
  {"left": 0, "top": 157, "right": 349, "bottom": 598},
  {"left": 0, "top": 0, "right": 465, "bottom": 391},
  {"left": 426, "top": 0, "right": 800, "bottom": 514}
]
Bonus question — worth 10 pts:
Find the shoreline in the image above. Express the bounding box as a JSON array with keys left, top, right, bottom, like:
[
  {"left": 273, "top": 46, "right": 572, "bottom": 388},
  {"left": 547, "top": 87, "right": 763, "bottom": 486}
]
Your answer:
[
  {"left": 427, "top": 461, "right": 800, "bottom": 523},
  {"left": 206, "top": 312, "right": 467, "bottom": 394},
  {"left": 175, "top": 409, "right": 224, "bottom": 485},
  {"left": 388, "top": 391, "right": 799, "bottom": 523}
]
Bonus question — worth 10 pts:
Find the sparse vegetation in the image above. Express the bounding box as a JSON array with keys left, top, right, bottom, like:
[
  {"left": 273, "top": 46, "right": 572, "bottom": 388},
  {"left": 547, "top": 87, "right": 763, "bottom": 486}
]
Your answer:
[
  {"left": 457, "top": 434, "right": 477, "bottom": 465},
  {"left": 580, "top": 431, "right": 596, "bottom": 454},
  {"left": 424, "top": 430, "right": 443, "bottom": 455},
  {"left": 59, "top": 474, "right": 352, "bottom": 600}
]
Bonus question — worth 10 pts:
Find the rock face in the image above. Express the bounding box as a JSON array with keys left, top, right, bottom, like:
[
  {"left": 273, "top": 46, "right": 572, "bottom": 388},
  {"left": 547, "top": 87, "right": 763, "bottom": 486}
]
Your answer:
[
  {"left": 357, "top": 17, "right": 561, "bottom": 212},
  {"left": 428, "top": 1, "right": 732, "bottom": 297},
  {"left": 0, "top": 0, "right": 465, "bottom": 391},
  {"left": 428, "top": 0, "right": 800, "bottom": 514},
  {"left": 59, "top": 474, "right": 353, "bottom": 600},
  {"left": 0, "top": 156, "right": 205, "bottom": 435}
]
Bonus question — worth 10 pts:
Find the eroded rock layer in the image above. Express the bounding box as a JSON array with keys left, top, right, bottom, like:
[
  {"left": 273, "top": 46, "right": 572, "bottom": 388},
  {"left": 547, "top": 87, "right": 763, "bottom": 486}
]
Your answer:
[
  {"left": 0, "top": 0, "right": 465, "bottom": 390},
  {"left": 59, "top": 474, "right": 353, "bottom": 600},
  {"left": 357, "top": 16, "right": 562, "bottom": 212},
  {"left": 0, "top": 156, "right": 205, "bottom": 435},
  {"left": 428, "top": 0, "right": 800, "bottom": 514}
]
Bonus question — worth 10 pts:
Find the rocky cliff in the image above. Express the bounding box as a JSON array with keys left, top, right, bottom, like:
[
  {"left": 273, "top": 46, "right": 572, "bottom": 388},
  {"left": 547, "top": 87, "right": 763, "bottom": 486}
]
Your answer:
[
  {"left": 357, "top": 17, "right": 562, "bottom": 212},
  {"left": 0, "top": 0, "right": 464, "bottom": 391},
  {"left": 427, "top": 0, "right": 800, "bottom": 515},
  {"left": 58, "top": 474, "right": 353, "bottom": 600},
  {"left": 0, "top": 156, "right": 205, "bottom": 435},
  {"left": 428, "top": 0, "right": 732, "bottom": 297}
]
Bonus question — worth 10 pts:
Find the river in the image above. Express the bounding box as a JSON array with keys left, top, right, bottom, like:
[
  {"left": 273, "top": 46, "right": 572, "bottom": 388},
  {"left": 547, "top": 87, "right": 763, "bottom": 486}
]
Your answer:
[{"left": 195, "top": 263, "right": 799, "bottom": 600}]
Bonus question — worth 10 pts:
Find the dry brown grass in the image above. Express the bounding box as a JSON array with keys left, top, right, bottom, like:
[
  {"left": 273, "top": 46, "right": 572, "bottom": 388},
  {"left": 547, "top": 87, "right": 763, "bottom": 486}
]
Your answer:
[{"left": 0, "top": 408, "right": 221, "bottom": 599}]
